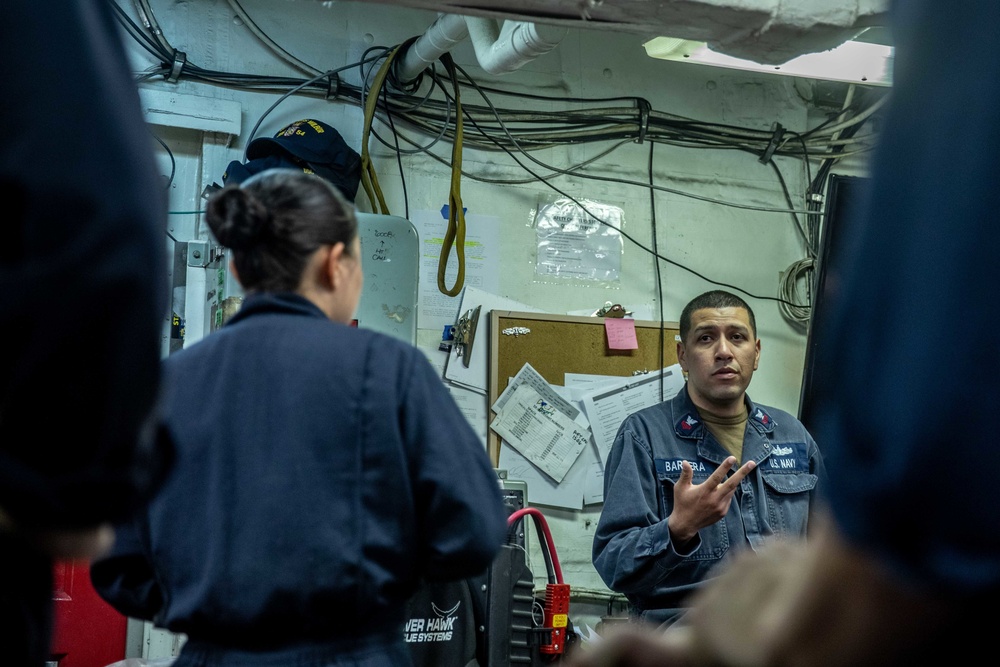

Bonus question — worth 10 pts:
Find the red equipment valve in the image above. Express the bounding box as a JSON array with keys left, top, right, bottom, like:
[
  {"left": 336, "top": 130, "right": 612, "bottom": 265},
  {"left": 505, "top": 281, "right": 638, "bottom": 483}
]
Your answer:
[{"left": 540, "top": 582, "right": 571, "bottom": 655}]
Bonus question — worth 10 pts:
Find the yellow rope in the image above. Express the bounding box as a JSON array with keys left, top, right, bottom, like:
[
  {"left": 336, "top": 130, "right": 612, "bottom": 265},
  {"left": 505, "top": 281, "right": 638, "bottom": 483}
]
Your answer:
[
  {"left": 359, "top": 43, "right": 468, "bottom": 296},
  {"left": 436, "top": 53, "right": 466, "bottom": 297},
  {"left": 359, "top": 45, "right": 399, "bottom": 215}
]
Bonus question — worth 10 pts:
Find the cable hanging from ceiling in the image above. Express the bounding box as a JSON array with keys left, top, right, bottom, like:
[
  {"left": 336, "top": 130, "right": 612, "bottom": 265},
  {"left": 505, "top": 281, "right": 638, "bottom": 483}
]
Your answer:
[{"left": 109, "top": 0, "right": 885, "bottom": 315}]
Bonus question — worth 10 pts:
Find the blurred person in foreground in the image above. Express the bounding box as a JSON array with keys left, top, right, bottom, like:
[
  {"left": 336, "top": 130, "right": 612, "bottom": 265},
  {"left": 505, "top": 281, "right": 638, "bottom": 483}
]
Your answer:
[
  {"left": 1, "top": 1, "right": 171, "bottom": 664},
  {"left": 92, "top": 169, "right": 508, "bottom": 667},
  {"left": 568, "top": 1, "right": 1000, "bottom": 665}
]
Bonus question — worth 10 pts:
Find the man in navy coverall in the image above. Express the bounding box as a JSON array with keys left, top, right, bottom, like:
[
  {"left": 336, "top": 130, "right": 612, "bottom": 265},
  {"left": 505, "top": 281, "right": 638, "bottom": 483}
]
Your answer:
[{"left": 570, "top": 1, "right": 1000, "bottom": 665}]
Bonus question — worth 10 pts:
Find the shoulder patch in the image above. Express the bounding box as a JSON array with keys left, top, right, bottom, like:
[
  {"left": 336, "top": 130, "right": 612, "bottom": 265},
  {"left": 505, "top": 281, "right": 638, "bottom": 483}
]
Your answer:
[
  {"left": 675, "top": 413, "right": 701, "bottom": 436},
  {"left": 752, "top": 407, "right": 772, "bottom": 426}
]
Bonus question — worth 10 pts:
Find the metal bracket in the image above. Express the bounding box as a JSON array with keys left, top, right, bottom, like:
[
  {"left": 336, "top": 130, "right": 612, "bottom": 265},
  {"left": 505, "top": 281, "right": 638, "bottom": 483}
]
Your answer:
[
  {"left": 187, "top": 241, "right": 225, "bottom": 268},
  {"left": 594, "top": 301, "right": 627, "bottom": 318},
  {"left": 186, "top": 241, "right": 209, "bottom": 267},
  {"left": 454, "top": 304, "right": 482, "bottom": 368}
]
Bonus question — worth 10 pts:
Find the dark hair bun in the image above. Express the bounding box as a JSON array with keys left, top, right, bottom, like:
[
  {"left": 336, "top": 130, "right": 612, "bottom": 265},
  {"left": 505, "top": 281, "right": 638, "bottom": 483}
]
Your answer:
[{"left": 205, "top": 186, "right": 270, "bottom": 250}]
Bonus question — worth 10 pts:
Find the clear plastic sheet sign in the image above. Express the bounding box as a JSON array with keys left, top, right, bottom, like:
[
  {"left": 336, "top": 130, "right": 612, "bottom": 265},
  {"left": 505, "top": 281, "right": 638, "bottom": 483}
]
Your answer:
[{"left": 534, "top": 195, "right": 624, "bottom": 282}]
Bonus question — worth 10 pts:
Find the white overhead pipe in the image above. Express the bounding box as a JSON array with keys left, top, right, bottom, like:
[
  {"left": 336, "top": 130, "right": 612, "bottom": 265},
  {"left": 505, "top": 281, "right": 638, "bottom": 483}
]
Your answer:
[
  {"left": 395, "top": 13, "right": 567, "bottom": 85},
  {"left": 395, "top": 14, "right": 469, "bottom": 84},
  {"left": 465, "top": 17, "right": 567, "bottom": 75}
]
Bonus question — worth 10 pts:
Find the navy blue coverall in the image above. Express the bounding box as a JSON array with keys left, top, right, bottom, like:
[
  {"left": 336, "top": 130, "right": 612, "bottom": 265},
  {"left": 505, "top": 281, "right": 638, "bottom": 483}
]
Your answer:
[{"left": 92, "top": 293, "right": 507, "bottom": 667}]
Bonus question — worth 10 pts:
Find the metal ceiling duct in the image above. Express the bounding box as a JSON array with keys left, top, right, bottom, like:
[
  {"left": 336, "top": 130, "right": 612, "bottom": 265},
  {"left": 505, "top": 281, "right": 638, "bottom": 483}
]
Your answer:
[{"left": 342, "top": 0, "right": 889, "bottom": 65}]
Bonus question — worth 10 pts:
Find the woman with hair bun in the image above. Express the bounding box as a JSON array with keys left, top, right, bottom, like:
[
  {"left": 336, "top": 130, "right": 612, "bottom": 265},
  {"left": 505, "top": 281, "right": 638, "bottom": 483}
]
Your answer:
[{"left": 91, "top": 169, "right": 507, "bottom": 667}]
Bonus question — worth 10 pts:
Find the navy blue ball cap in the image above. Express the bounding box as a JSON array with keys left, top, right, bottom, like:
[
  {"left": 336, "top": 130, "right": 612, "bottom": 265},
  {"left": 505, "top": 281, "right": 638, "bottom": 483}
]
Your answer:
[
  {"left": 245, "top": 118, "right": 361, "bottom": 201},
  {"left": 222, "top": 159, "right": 254, "bottom": 185},
  {"left": 222, "top": 155, "right": 300, "bottom": 184}
]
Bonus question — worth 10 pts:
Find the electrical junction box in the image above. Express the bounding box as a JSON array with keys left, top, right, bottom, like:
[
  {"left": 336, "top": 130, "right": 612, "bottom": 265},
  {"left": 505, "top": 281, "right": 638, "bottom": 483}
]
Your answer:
[{"left": 496, "top": 471, "right": 528, "bottom": 550}]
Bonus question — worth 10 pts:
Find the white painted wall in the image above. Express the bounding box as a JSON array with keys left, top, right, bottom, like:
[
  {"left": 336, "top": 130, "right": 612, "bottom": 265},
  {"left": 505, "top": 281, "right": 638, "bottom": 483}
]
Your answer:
[{"left": 121, "top": 0, "right": 875, "bottom": 644}]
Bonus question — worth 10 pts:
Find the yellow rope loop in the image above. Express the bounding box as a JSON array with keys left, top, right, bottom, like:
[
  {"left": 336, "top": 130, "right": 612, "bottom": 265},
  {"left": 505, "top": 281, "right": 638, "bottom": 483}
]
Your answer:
[
  {"left": 361, "top": 43, "right": 467, "bottom": 296},
  {"left": 360, "top": 43, "right": 408, "bottom": 215},
  {"left": 436, "top": 53, "right": 466, "bottom": 297}
]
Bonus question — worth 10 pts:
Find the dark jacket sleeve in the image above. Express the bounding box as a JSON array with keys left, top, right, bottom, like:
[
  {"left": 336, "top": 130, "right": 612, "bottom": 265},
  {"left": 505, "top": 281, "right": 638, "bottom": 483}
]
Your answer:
[
  {"left": 592, "top": 423, "right": 686, "bottom": 596},
  {"left": 0, "top": 0, "right": 172, "bottom": 530},
  {"left": 811, "top": 0, "right": 1000, "bottom": 595},
  {"left": 90, "top": 514, "right": 165, "bottom": 622},
  {"left": 401, "top": 352, "right": 508, "bottom": 581}
]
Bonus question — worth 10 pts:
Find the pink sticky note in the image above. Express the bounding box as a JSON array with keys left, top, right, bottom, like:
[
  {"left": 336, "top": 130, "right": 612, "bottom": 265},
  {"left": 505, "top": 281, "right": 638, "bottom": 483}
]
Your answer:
[{"left": 605, "top": 317, "right": 638, "bottom": 350}]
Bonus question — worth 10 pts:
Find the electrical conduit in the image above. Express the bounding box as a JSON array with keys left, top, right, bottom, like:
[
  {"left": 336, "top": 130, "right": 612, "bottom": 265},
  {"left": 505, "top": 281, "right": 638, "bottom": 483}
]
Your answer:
[{"left": 395, "top": 13, "right": 566, "bottom": 84}]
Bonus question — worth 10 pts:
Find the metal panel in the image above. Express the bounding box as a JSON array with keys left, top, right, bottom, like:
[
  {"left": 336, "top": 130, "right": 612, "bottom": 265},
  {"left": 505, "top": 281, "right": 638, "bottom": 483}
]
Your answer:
[{"left": 356, "top": 213, "right": 419, "bottom": 344}]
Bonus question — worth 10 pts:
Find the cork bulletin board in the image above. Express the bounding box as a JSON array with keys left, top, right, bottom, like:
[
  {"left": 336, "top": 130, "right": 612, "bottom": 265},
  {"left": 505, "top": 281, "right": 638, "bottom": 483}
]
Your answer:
[{"left": 487, "top": 310, "right": 681, "bottom": 465}]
